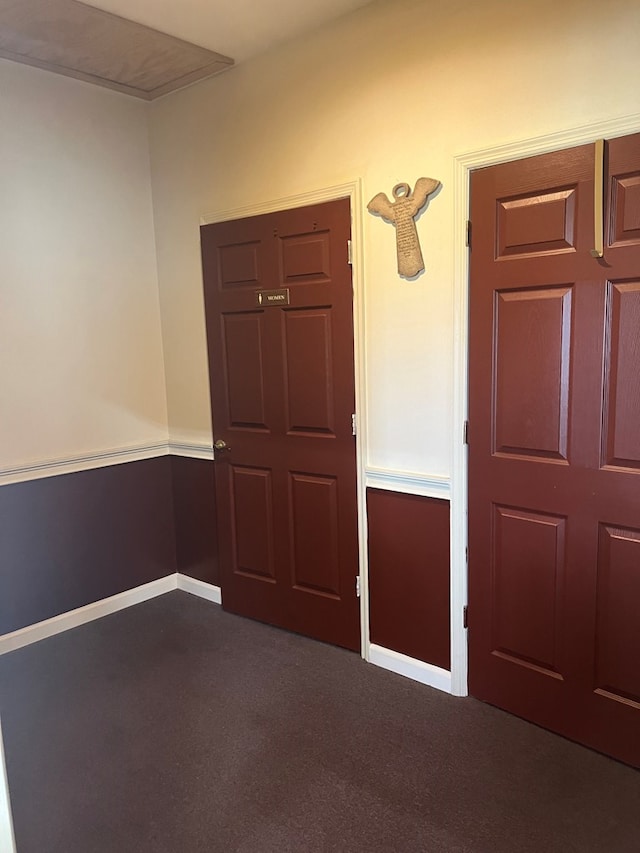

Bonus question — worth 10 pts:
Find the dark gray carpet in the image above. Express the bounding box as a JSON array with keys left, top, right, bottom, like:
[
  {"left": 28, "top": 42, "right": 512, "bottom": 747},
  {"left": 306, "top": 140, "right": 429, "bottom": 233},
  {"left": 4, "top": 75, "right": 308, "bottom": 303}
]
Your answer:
[{"left": 0, "top": 591, "right": 638, "bottom": 853}]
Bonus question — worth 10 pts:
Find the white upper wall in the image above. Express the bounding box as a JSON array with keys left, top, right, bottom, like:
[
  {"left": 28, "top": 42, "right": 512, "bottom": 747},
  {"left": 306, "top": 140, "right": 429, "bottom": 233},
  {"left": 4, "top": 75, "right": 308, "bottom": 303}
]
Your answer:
[
  {"left": 0, "top": 60, "right": 168, "bottom": 471},
  {"left": 149, "top": 0, "right": 640, "bottom": 477}
]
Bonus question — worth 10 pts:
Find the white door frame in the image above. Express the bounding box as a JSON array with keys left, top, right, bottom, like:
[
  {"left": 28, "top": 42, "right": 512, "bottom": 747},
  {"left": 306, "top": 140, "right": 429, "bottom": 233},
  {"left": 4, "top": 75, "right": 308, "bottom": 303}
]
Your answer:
[
  {"left": 450, "top": 111, "right": 640, "bottom": 697},
  {"left": 200, "top": 181, "right": 372, "bottom": 658},
  {"left": 0, "top": 719, "right": 16, "bottom": 853}
]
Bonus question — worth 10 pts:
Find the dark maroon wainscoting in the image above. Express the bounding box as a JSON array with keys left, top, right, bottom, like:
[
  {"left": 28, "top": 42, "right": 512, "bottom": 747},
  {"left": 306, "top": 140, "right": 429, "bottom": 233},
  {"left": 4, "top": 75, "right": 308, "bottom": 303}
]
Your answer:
[
  {"left": 170, "top": 456, "right": 219, "bottom": 585},
  {"left": 367, "top": 489, "right": 450, "bottom": 670},
  {"left": 0, "top": 457, "right": 177, "bottom": 635}
]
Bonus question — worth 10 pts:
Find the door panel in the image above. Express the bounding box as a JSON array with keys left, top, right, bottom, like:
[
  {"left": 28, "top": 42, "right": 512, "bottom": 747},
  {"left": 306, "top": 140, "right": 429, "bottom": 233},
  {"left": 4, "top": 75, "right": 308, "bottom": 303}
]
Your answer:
[
  {"left": 222, "top": 313, "right": 269, "bottom": 430},
  {"left": 491, "top": 506, "right": 566, "bottom": 679},
  {"left": 283, "top": 309, "right": 335, "bottom": 435},
  {"left": 469, "top": 133, "right": 640, "bottom": 767},
  {"left": 610, "top": 174, "right": 640, "bottom": 247},
  {"left": 496, "top": 187, "right": 578, "bottom": 257},
  {"left": 493, "top": 286, "right": 572, "bottom": 460},
  {"left": 603, "top": 281, "right": 640, "bottom": 468},
  {"left": 280, "top": 230, "right": 332, "bottom": 283},
  {"left": 289, "top": 472, "right": 340, "bottom": 597},
  {"left": 218, "top": 240, "right": 261, "bottom": 286},
  {"left": 201, "top": 198, "right": 359, "bottom": 651},
  {"left": 595, "top": 524, "right": 640, "bottom": 707},
  {"left": 230, "top": 466, "right": 276, "bottom": 581}
]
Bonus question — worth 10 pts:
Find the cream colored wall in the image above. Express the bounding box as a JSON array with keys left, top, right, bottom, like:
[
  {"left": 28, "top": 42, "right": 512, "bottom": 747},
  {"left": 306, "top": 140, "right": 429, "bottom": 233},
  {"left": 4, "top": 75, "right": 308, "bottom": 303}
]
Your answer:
[
  {"left": 148, "top": 0, "right": 640, "bottom": 477},
  {"left": 0, "top": 60, "right": 167, "bottom": 471}
]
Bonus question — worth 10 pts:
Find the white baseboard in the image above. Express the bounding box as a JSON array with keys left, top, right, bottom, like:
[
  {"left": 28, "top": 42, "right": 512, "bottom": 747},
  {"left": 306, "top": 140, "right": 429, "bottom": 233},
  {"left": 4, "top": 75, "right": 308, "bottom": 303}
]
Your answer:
[
  {"left": 176, "top": 574, "right": 222, "bottom": 604},
  {"left": 0, "top": 573, "right": 224, "bottom": 657},
  {"left": 368, "top": 644, "right": 452, "bottom": 694},
  {"left": 0, "top": 575, "right": 178, "bottom": 656}
]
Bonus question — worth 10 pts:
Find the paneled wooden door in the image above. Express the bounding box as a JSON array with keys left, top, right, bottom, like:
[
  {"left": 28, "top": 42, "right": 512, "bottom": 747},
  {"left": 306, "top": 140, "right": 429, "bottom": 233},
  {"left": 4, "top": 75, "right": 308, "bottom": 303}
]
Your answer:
[
  {"left": 468, "top": 133, "right": 640, "bottom": 766},
  {"left": 200, "top": 198, "right": 360, "bottom": 651}
]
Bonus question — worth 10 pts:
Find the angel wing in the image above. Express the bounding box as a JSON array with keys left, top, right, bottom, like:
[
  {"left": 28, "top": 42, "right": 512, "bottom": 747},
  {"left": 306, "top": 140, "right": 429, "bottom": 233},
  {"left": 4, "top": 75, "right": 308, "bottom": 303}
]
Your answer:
[
  {"left": 367, "top": 192, "right": 396, "bottom": 222},
  {"left": 409, "top": 177, "right": 441, "bottom": 216}
]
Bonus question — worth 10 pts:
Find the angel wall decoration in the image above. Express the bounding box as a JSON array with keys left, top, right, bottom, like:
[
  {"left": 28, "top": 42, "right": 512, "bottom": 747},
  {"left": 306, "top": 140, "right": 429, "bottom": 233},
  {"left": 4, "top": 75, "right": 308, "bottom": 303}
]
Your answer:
[{"left": 367, "top": 177, "right": 441, "bottom": 278}]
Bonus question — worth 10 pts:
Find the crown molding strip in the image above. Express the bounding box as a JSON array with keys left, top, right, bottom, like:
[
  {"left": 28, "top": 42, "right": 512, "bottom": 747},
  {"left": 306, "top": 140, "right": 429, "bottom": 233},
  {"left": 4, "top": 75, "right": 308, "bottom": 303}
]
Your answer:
[
  {"left": 365, "top": 466, "right": 450, "bottom": 500},
  {"left": 0, "top": 441, "right": 172, "bottom": 487},
  {"left": 0, "top": 436, "right": 217, "bottom": 486},
  {"left": 168, "top": 441, "right": 214, "bottom": 460},
  {"left": 454, "top": 112, "right": 640, "bottom": 171},
  {"left": 200, "top": 181, "right": 360, "bottom": 226},
  {"left": 1, "top": 441, "right": 453, "bottom": 500}
]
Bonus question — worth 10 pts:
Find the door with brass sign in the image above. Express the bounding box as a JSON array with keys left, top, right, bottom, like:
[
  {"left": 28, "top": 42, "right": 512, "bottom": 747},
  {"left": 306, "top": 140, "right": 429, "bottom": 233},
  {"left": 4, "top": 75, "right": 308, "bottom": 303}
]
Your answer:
[
  {"left": 468, "top": 133, "right": 640, "bottom": 766},
  {"left": 200, "top": 198, "right": 360, "bottom": 651}
]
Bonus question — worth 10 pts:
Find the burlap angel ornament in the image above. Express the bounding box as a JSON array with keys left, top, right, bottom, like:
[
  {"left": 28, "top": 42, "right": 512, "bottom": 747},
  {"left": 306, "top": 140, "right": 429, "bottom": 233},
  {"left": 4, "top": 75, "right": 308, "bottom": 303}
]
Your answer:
[{"left": 368, "top": 178, "right": 440, "bottom": 277}]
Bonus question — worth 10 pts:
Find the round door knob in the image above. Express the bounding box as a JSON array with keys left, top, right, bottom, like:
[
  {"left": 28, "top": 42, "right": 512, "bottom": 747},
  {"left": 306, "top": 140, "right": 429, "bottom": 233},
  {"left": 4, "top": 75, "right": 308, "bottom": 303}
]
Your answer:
[{"left": 214, "top": 439, "right": 230, "bottom": 452}]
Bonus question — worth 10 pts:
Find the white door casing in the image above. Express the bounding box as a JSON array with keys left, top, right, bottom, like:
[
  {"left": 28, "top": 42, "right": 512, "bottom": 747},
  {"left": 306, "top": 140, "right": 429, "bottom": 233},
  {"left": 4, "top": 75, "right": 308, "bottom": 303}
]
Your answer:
[{"left": 0, "top": 719, "right": 16, "bottom": 853}]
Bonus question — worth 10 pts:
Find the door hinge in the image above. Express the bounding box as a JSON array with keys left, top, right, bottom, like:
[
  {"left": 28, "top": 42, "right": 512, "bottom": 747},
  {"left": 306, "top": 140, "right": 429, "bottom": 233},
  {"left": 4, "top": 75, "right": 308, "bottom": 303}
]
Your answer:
[
  {"left": 463, "top": 420, "right": 469, "bottom": 445},
  {"left": 463, "top": 605, "right": 468, "bottom": 629},
  {"left": 356, "top": 575, "right": 361, "bottom": 598},
  {"left": 351, "top": 413, "right": 357, "bottom": 436},
  {"left": 347, "top": 239, "right": 353, "bottom": 265},
  {"left": 466, "top": 220, "right": 472, "bottom": 249}
]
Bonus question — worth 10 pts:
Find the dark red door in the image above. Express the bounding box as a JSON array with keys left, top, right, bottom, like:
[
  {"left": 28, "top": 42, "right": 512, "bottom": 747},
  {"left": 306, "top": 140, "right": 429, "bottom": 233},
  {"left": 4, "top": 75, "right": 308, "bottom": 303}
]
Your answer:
[
  {"left": 200, "top": 198, "right": 360, "bottom": 651},
  {"left": 468, "top": 134, "right": 640, "bottom": 766}
]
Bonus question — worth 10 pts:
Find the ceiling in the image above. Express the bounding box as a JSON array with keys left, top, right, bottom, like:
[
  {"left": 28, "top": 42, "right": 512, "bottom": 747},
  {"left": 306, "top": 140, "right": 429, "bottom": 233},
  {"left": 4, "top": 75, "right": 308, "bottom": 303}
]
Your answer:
[
  {"left": 80, "top": 0, "right": 375, "bottom": 63},
  {"left": 0, "top": 0, "right": 376, "bottom": 99}
]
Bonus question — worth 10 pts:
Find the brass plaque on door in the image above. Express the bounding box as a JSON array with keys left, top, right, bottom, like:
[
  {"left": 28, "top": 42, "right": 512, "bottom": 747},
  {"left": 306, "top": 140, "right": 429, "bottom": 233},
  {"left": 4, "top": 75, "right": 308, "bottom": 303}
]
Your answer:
[{"left": 256, "top": 288, "right": 290, "bottom": 306}]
